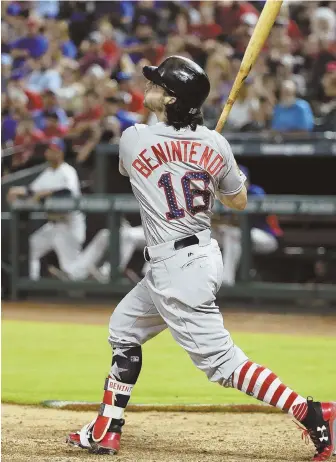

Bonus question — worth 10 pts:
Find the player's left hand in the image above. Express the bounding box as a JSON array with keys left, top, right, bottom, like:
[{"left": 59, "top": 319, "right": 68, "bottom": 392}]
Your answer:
[{"left": 32, "top": 190, "right": 52, "bottom": 202}]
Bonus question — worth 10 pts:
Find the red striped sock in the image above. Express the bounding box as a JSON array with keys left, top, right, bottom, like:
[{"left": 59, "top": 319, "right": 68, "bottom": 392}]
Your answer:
[{"left": 232, "top": 361, "right": 307, "bottom": 421}]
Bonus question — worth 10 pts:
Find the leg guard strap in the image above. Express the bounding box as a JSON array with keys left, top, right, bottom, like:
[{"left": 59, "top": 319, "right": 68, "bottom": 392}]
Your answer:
[{"left": 92, "top": 376, "right": 132, "bottom": 442}]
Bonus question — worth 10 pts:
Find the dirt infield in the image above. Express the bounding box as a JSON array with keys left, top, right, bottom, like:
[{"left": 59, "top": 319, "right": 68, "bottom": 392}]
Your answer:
[{"left": 2, "top": 404, "right": 313, "bottom": 462}]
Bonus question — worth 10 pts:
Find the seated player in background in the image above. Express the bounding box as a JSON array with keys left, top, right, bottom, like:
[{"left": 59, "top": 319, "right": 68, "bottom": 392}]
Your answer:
[
  {"left": 213, "top": 165, "right": 283, "bottom": 286},
  {"left": 49, "top": 218, "right": 148, "bottom": 283},
  {"left": 7, "top": 138, "right": 86, "bottom": 280}
]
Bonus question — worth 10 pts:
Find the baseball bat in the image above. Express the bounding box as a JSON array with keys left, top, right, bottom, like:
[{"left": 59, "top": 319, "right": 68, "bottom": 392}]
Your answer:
[{"left": 215, "top": 0, "right": 283, "bottom": 133}]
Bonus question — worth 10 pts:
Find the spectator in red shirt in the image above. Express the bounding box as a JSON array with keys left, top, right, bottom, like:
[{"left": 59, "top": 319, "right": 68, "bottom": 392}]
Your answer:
[
  {"left": 188, "top": 2, "right": 222, "bottom": 40},
  {"left": 12, "top": 116, "right": 46, "bottom": 168},
  {"left": 72, "top": 90, "right": 104, "bottom": 126},
  {"left": 98, "top": 19, "right": 121, "bottom": 70},
  {"left": 116, "top": 72, "right": 144, "bottom": 114},
  {"left": 42, "top": 110, "right": 68, "bottom": 139},
  {"left": 8, "top": 68, "right": 44, "bottom": 111},
  {"left": 67, "top": 90, "right": 104, "bottom": 165},
  {"left": 216, "top": 1, "right": 259, "bottom": 36},
  {"left": 79, "top": 32, "right": 110, "bottom": 75}
]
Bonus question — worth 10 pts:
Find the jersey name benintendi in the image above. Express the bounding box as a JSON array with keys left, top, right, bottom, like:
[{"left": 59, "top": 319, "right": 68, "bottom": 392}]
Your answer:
[
  {"left": 119, "top": 123, "right": 245, "bottom": 246},
  {"left": 132, "top": 140, "right": 225, "bottom": 180}
]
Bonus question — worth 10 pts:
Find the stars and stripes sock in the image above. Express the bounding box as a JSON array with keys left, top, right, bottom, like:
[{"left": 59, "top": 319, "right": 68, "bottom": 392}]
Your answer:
[{"left": 231, "top": 360, "right": 308, "bottom": 421}]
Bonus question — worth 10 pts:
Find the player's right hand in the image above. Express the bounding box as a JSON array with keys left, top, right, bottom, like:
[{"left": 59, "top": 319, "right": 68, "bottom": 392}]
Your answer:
[{"left": 7, "top": 186, "right": 27, "bottom": 203}]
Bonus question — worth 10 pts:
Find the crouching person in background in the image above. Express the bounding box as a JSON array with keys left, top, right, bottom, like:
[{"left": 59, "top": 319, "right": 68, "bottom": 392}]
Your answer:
[
  {"left": 7, "top": 138, "right": 86, "bottom": 280},
  {"left": 213, "top": 165, "right": 283, "bottom": 286}
]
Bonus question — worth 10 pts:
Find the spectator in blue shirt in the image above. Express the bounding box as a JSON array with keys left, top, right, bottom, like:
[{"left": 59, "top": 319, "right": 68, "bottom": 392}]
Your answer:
[
  {"left": 10, "top": 17, "right": 49, "bottom": 69},
  {"left": 271, "top": 80, "right": 314, "bottom": 133},
  {"left": 106, "top": 93, "right": 142, "bottom": 132},
  {"left": 57, "top": 21, "right": 77, "bottom": 59},
  {"left": 26, "top": 55, "right": 62, "bottom": 93},
  {"left": 123, "top": 20, "right": 156, "bottom": 64},
  {"left": 33, "top": 90, "right": 68, "bottom": 130}
]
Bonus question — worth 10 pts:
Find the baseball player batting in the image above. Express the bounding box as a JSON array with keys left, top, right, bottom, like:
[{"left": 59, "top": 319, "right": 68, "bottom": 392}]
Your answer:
[{"left": 67, "top": 57, "right": 336, "bottom": 461}]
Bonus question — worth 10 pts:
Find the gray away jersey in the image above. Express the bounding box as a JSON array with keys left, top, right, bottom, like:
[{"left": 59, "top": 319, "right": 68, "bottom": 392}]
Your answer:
[{"left": 119, "top": 122, "right": 245, "bottom": 246}]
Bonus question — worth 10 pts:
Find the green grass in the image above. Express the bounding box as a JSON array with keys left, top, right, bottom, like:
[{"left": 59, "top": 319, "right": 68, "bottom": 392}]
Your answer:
[{"left": 2, "top": 320, "right": 335, "bottom": 405}]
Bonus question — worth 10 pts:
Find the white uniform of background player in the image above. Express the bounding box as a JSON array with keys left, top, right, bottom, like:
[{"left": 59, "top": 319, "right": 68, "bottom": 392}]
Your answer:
[
  {"left": 99, "top": 220, "right": 149, "bottom": 280},
  {"left": 7, "top": 139, "right": 86, "bottom": 280},
  {"left": 29, "top": 143, "right": 86, "bottom": 279},
  {"left": 51, "top": 220, "right": 148, "bottom": 282},
  {"left": 214, "top": 166, "right": 279, "bottom": 286}
]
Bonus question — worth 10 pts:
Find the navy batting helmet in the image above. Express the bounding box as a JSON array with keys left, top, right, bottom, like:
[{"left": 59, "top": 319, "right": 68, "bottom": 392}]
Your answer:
[{"left": 143, "top": 56, "right": 210, "bottom": 112}]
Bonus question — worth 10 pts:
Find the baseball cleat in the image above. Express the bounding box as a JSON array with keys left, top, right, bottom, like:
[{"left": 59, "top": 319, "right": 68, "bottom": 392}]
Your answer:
[
  {"left": 296, "top": 397, "right": 336, "bottom": 461},
  {"left": 90, "top": 431, "right": 121, "bottom": 455},
  {"left": 66, "top": 431, "right": 90, "bottom": 450},
  {"left": 66, "top": 420, "right": 95, "bottom": 451},
  {"left": 66, "top": 418, "right": 123, "bottom": 455}
]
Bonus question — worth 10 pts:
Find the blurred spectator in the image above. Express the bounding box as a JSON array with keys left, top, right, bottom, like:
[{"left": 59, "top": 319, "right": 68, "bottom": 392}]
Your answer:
[
  {"left": 35, "top": 1, "right": 60, "bottom": 19},
  {"left": 104, "top": 93, "right": 142, "bottom": 133},
  {"left": 55, "top": 66, "right": 85, "bottom": 113},
  {"left": 315, "top": 61, "right": 336, "bottom": 131},
  {"left": 98, "top": 19, "right": 121, "bottom": 68},
  {"left": 81, "top": 64, "right": 117, "bottom": 99},
  {"left": 7, "top": 69, "right": 44, "bottom": 112},
  {"left": 271, "top": 80, "right": 314, "bottom": 133},
  {"left": 2, "top": 0, "right": 336, "bottom": 177},
  {"left": 42, "top": 110, "right": 68, "bottom": 139},
  {"left": 204, "top": 35, "right": 232, "bottom": 98},
  {"left": 276, "top": 54, "right": 306, "bottom": 97},
  {"left": 79, "top": 32, "right": 109, "bottom": 75},
  {"left": 132, "top": 1, "right": 160, "bottom": 33},
  {"left": 56, "top": 21, "right": 78, "bottom": 59},
  {"left": 12, "top": 116, "right": 46, "bottom": 168},
  {"left": 116, "top": 72, "right": 144, "bottom": 114},
  {"left": 308, "top": 37, "right": 336, "bottom": 109},
  {"left": 123, "top": 18, "right": 163, "bottom": 65},
  {"left": 34, "top": 90, "right": 68, "bottom": 130},
  {"left": 311, "top": 6, "right": 336, "bottom": 42},
  {"left": 10, "top": 17, "right": 49, "bottom": 69},
  {"left": 225, "top": 81, "right": 260, "bottom": 132},
  {"left": 216, "top": 1, "right": 259, "bottom": 36},
  {"left": 67, "top": 90, "right": 104, "bottom": 165},
  {"left": 188, "top": 2, "right": 222, "bottom": 40},
  {"left": 26, "top": 54, "right": 62, "bottom": 93},
  {"left": 70, "top": 90, "right": 104, "bottom": 126},
  {"left": 2, "top": 91, "right": 29, "bottom": 145}
]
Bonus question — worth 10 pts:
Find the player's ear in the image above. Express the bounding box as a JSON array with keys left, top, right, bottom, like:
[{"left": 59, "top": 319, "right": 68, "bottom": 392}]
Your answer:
[{"left": 164, "top": 96, "right": 176, "bottom": 106}]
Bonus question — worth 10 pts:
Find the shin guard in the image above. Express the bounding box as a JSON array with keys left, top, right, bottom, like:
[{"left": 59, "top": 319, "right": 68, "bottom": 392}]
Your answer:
[{"left": 92, "top": 345, "right": 142, "bottom": 442}]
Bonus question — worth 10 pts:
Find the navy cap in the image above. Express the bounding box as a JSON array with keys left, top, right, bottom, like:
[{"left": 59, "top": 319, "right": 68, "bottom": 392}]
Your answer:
[
  {"left": 116, "top": 72, "right": 132, "bottom": 82},
  {"left": 7, "top": 3, "right": 21, "bottom": 16},
  {"left": 47, "top": 138, "right": 65, "bottom": 152}
]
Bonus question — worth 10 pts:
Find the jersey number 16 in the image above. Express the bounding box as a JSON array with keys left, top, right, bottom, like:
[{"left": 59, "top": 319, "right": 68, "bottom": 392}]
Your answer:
[{"left": 158, "top": 171, "right": 211, "bottom": 220}]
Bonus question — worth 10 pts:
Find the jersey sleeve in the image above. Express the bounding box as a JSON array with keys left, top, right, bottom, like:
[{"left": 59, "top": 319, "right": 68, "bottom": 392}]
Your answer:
[
  {"left": 214, "top": 132, "right": 246, "bottom": 195},
  {"left": 29, "top": 170, "right": 47, "bottom": 192},
  {"left": 63, "top": 166, "right": 81, "bottom": 195},
  {"left": 119, "top": 125, "right": 141, "bottom": 175}
]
